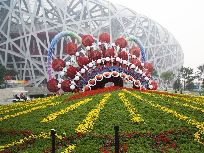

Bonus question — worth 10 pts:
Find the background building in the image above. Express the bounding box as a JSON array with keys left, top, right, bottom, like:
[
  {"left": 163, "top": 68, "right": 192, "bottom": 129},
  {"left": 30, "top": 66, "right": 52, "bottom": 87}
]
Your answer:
[{"left": 0, "top": 0, "right": 184, "bottom": 87}]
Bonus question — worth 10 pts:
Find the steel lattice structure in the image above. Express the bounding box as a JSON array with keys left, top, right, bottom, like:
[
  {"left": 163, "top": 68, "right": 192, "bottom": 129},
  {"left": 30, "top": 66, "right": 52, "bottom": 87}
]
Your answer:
[{"left": 0, "top": 0, "right": 184, "bottom": 87}]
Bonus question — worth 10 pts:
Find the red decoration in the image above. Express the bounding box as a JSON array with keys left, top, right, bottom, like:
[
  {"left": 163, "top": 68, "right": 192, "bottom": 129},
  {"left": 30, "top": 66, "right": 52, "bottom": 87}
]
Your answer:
[
  {"left": 144, "top": 62, "right": 153, "bottom": 74},
  {"left": 82, "top": 35, "right": 94, "bottom": 46},
  {"left": 96, "top": 75, "right": 103, "bottom": 81},
  {"left": 134, "top": 80, "right": 140, "bottom": 87},
  {"left": 115, "top": 37, "right": 127, "bottom": 48},
  {"left": 99, "top": 32, "right": 110, "bottom": 43},
  {"left": 67, "top": 66, "right": 78, "bottom": 79},
  {"left": 103, "top": 72, "right": 111, "bottom": 78},
  {"left": 77, "top": 56, "right": 90, "bottom": 67},
  {"left": 4, "top": 75, "right": 12, "bottom": 80},
  {"left": 47, "top": 79, "right": 59, "bottom": 92},
  {"left": 89, "top": 79, "right": 96, "bottom": 86},
  {"left": 130, "top": 59, "right": 141, "bottom": 68},
  {"left": 118, "top": 51, "right": 128, "bottom": 60},
  {"left": 52, "top": 59, "right": 66, "bottom": 71},
  {"left": 88, "top": 50, "right": 102, "bottom": 61},
  {"left": 61, "top": 80, "right": 71, "bottom": 92},
  {"left": 104, "top": 48, "right": 115, "bottom": 57},
  {"left": 121, "top": 73, "right": 126, "bottom": 79},
  {"left": 151, "top": 81, "right": 158, "bottom": 90},
  {"left": 130, "top": 46, "right": 140, "bottom": 57},
  {"left": 143, "top": 69, "right": 151, "bottom": 77},
  {"left": 112, "top": 71, "right": 119, "bottom": 77},
  {"left": 128, "top": 76, "right": 133, "bottom": 81},
  {"left": 84, "top": 85, "right": 91, "bottom": 91},
  {"left": 65, "top": 42, "right": 77, "bottom": 55}
]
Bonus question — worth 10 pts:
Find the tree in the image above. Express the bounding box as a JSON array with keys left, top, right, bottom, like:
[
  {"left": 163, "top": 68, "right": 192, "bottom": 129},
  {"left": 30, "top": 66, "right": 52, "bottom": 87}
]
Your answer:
[
  {"left": 152, "top": 68, "right": 159, "bottom": 78},
  {"left": 198, "top": 65, "right": 204, "bottom": 74},
  {"left": 173, "top": 77, "right": 182, "bottom": 92},
  {"left": 160, "top": 71, "right": 174, "bottom": 90},
  {"left": 0, "top": 64, "right": 7, "bottom": 85},
  {"left": 0, "top": 64, "right": 17, "bottom": 86},
  {"left": 179, "top": 66, "right": 198, "bottom": 91}
]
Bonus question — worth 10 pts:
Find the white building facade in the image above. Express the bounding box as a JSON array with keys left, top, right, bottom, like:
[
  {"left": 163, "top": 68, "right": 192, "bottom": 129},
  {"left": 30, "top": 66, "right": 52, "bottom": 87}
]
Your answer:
[{"left": 0, "top": 0, "right": 184, "bottom": 86}]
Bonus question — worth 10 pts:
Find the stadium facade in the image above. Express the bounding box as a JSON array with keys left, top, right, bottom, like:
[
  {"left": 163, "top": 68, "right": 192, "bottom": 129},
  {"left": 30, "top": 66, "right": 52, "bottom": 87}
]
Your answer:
[{"left": 0, "top": 0, "right": 184, "bottom": 87}]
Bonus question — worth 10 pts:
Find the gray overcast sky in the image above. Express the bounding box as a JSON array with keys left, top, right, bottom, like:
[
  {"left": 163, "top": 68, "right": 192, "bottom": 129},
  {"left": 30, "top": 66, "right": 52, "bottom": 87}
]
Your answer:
[{"left": 109, "top": 0, "right": 204, "bottom": 69}]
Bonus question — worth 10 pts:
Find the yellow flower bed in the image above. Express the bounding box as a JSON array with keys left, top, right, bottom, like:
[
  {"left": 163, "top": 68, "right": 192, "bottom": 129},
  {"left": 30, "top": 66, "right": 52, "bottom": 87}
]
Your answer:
[
  {"left": 0, "top": 132, "right": 49, "bottom": 151},
  {"left": 75, "top": 93, "right": 111, "bottom": 134},
  {"left": 0, "top": 96, "right": 57, "bottom": 112},
  {"left": 0, "top": 96, "right": 57, "bottom": 115},
  {"left": 0, "top": 96, "right": 59, "bottom": 121},
  {"left": 41, "top": 98, "right": 92, "bottom": 123},
  {"left": 124, "top": 90, "right": 204, "bottom": 145},
  {"left": 142, "top": 92, "right": 204, "bottom": 113},
  {"left": 118, "top": 93, "right": 143, "bottom": 123},
  {"left": 61, "top": 144, "right": 76, "bottom": 153}
]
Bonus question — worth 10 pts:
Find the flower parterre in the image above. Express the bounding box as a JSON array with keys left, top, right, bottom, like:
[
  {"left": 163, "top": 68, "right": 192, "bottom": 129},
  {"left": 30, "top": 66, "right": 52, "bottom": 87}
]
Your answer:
[
  {"left": 61, "top": 144, "right": 76, "bottom": 153},
  {"left": 0, "top": 96, "right": 59, "bottom": 121},
  {"left": 66, "top": 86, "right": 121, "bottom": 101},
  {"left": 41, "top": 98, "right": 92, "bottom": 123},
  {"left": 118, "top": 92, "right": 144, "bottom": 123},
  {"left": 146, "top": 90, "right": 204, "bottom": 106},
  {"left": 142, "top": 92, "right": 204, "bottom": 113},
  {"left": 0, "top": 96, "right": 57, "bottom": 113},
  {"left": 0, "top": 96, "right": 57, "bottom": 115},
  {"left": 0, "top": 132, "right": 49, "bottom": 151},
  {"left": 124, "top": 90, "right": 204, "bottom": 145},
  {"left": 75, "top": 93, "right": 111, "bottom": 134}
]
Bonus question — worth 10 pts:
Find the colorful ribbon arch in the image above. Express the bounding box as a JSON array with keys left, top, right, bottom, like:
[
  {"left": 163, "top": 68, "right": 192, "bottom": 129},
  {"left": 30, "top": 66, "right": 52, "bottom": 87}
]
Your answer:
[
  {"left": 126, "top": 35, "right": 146, "bottom": 62},
  {"left": 47, "top": 31, "right": 82, "bottom": 80}
]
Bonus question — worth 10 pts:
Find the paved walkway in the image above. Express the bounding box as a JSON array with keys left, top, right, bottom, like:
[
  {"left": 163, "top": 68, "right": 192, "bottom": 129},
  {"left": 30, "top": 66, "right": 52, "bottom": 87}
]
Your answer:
[{"left": 0, "top": 99, "right": 13, "bottom": 105}]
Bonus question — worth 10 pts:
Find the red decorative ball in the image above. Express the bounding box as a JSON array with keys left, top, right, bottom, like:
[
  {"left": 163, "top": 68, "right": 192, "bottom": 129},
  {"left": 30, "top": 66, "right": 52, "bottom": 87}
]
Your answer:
[
  {"left": 77, "top": 56, "right": 90, "bottom": 67},
  {"left": 144, "top": 62, "right": 153, "bottom": 74},
  {"left": 61, "top": 80, "right": 71, "bottom": 92},
  {"left": 99, "top": 32, "right": 110, "bottom": 43},
  {"left": 52, "top": 59, "right": 66, "bottom": 71},
  {"left": 47, "top": 79, "right": 59, "bottom": 92},
  {"left": 115, "top": 37, "right": 127, "bottom": 48},
  {"left": 88, "top": 50, "right": 102, "bottom": 61},
  {"left": 118, "top": 51, "right": 128, "bottom": 60},
  {"left": 82, "top": 35, "right": 94, "bottom": 46},
  {"left": 130, "top": 46, "right": 140, "bottom": 57},
  {"left": 151, "top": 81, "right": 158, "bottom": 90},
  {"left": 104, "top": 48, "right": 115, "bottom": 57},
  {"left": 65, "top": 42, "right": 77, "bottom": 55},
  {"left": 130, "top": 59, "right": 141, "bottom": 68},
  {"left": 67, "top": 66, "right": 78, "bottom": 79}
]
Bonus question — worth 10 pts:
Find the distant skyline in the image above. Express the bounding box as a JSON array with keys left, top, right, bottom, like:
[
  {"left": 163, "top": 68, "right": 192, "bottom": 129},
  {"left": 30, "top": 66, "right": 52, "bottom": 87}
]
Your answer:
[{"left": 109, "top": 0, "right": 204, "bottom": 69}]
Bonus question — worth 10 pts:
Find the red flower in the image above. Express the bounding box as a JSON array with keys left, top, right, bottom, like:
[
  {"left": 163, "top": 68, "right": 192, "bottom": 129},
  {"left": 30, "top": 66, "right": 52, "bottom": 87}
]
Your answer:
[
  {"left": 65, "top": 42, "right": 77, "bottom": 55},
  {"left": 82, "top": 35, "right": 94, "bottom": 46},
  {"left": 115, "top": 37, "right": 127, "bottom": 48},
  {"left": 99, "top": 32, "right": 110, "bottom": 43}
]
